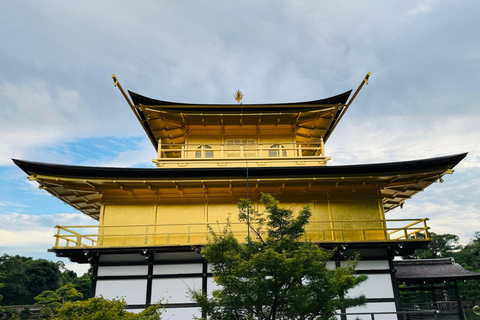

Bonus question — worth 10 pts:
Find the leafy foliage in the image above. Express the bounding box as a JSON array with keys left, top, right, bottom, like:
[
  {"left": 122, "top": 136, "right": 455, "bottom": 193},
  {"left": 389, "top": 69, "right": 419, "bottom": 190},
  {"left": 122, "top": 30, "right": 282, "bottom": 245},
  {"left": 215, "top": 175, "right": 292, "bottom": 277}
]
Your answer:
[
  {"left": 56, "top": 296, "right": 163, "bottom": 320},
  {"left": 73, "top": 272, "right": 93, "bottom": 299},
  {"left": 404, "top": 233, "right": 461, "bottom": 259},
  {"left": 19, "top": 307, "right": 31, "bottom": 320},
  {"left": 191, "top": 193, "right": 366, "bottom": 320},
  {"left": 26, "top": 259, "right": 62, "bottom": 299},
  {"left": 453, "top": 235, "right": 480, "bottom": 304},
  {"left": 0, "top": 254, "right": 32, "bottom": 305},
  {"left": 34, "top": 283, "right": 84, "bottom": 318},
  {"left": 56, "top": 283, "right": 83, "bottom": 304},
  {"left": 0, "top": 254, "right": 91, "bottom": 305}
]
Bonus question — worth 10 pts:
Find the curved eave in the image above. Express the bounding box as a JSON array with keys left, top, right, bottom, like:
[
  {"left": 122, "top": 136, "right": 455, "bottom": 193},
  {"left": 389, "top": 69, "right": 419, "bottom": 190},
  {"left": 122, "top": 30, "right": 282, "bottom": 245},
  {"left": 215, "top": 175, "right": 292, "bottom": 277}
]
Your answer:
[
  {"left": 13, "top": 153, "right": 466, "bottom": 180},
  {"left": 127, "top": 90, "right": 352, "bottom": 151},
  {"left": 13, "top": 153, "right": 466, "bottom": 220}
]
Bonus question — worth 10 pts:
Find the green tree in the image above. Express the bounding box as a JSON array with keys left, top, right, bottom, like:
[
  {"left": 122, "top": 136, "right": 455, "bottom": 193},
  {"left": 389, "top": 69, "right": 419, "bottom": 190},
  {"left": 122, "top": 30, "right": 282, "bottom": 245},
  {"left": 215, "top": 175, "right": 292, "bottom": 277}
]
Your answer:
[
  {"left": 57, "top": 261, "right": 78, "bottom": 287},
  {"left": 0, "top": 254, "right": 32, "bottom": 305},
  {"left": 56, "top": 296, "right": 163, "bottom": 320},
  {"left": 0, "top": 307, "right": 16, "bottom": 320},
  {"left": 34, "top": 290, "right": 62, "bottom": 319},
  {"left": 191, "top": 193, "right": 366, "bottom": 320},
  {"left": 452, "top": 235, "right": 480, "bottom": 304},
  {"left": 404, "top": 233, "right": 461, "bottom": 259},
  {"left": 56, "top": 283, "right": 83, "bottom": 304},
  {"left": 25, "top": 259, "right": 61, "bottom": 300},
  {"left": 34, "top": 283, "right": 84, "bottom": 318},
  {"left": 454, "top": 235, "right": 480, "bottom": 271},
  {"left": 19, "top": 307, "right": 31, "bottom": 320},
  {"left": 73, "top": 273, "right": 92, "bottom": 299}
]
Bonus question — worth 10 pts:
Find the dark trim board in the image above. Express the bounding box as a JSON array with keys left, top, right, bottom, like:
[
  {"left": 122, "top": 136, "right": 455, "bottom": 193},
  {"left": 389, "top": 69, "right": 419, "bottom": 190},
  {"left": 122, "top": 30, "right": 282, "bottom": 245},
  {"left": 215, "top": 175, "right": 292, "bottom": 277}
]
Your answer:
[
  {"left": 125, "top": 303, "right": 198, "bottom": 310},
  {"left": 95, "top": 273, "right": 213, "bottom": 281},
  {"left": 366, "top": 298, "right": 396, "bottom": 303},
  {"left": 52, "top": 240, "right": 430, "bottom": 264}
]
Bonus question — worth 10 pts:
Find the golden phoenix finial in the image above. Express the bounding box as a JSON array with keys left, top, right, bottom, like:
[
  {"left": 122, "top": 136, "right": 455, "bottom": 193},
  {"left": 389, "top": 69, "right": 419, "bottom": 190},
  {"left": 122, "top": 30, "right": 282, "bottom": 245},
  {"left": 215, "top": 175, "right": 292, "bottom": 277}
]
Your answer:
[{"left": 233, "top": 89, "right": 244, "bottom": 104}]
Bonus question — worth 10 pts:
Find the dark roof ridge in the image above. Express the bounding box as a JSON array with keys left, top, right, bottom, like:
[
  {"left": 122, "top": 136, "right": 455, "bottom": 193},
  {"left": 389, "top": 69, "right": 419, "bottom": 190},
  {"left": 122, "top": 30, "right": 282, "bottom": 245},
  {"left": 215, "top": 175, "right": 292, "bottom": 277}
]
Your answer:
[
  {"left": 127, "top": 90, "right": 353, "bottom": 107},
  {"left": 395, "top": 258, "right": 454, "bottom": 265}
]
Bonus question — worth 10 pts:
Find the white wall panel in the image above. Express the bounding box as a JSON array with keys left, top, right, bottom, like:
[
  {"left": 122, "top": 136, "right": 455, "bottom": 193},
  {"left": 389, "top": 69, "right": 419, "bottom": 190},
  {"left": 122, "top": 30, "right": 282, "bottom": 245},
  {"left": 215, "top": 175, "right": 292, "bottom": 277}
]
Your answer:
[
  {"left": 96, "top": 279, "right": 147, "bottom": 305},
  {"left": 153, "top": 263, "right": 202, "bottom": 275},
  {"left": 151, "top": 278, "right": 202, "bottom": 304},
  {"left": 161, "top": 307, "right": 202, "bottom": 319},
  {"left": 346, "top": 302, "right": 397, "bottom": 320},
  {"left": 354, "top": 260, "right": 389, "bottom": 271},
  {"left": 207, "top": 277, "right": 221, "bottom": 298},
  {"left": 97, "top": 265, "right": 148, "bottom": 276},
  {"left": 346, "top": 274, "right": 394, "bottom": 299}
]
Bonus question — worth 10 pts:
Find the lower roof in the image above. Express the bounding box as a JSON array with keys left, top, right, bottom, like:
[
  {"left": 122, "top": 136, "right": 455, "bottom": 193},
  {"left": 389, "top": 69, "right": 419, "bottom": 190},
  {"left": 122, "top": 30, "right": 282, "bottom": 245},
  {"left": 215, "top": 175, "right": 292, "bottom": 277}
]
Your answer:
[
  {"left": 13, "top": 153, "right": 466, "bottom": 180},
  {"left": 394, "top": 258, "right": 480, "bottom": 283},
  {"left": 13, "top": 153, "right": 467, "bottom": 220}
]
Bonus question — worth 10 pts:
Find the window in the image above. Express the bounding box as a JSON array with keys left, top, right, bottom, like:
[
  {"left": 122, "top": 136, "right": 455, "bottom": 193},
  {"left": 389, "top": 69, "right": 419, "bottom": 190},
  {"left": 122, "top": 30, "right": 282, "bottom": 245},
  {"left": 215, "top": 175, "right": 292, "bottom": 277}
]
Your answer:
[
  {"left": 226, "top": 139, "right": 256, "bottom": 157},
  {"left": 195, "top": 145, "right": 213, "bottom": 158},
  {"left": 269, "top": 144, "right": 286, "bottom": 157}
]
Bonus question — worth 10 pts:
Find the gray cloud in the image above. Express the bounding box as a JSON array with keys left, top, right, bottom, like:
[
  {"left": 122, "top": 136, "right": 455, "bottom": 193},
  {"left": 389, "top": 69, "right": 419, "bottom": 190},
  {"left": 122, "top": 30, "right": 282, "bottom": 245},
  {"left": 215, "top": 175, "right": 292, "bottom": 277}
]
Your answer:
[{"left": 0, "top": 1, "right": 479, "bottom": 246}]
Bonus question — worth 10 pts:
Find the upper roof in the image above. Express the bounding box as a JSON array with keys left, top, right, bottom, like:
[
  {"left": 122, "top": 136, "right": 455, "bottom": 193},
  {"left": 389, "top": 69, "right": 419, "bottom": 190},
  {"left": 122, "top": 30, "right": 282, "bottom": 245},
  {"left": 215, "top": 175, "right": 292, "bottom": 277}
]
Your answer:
[
  {"left": 127, "top": 90, "right": 352, "bottom": 151},
  {"left": 13, "top": 153, "right": 466, "bottom": 220},
  {"left": 394, "top": 258, "right": 480, "bottom": 283}
]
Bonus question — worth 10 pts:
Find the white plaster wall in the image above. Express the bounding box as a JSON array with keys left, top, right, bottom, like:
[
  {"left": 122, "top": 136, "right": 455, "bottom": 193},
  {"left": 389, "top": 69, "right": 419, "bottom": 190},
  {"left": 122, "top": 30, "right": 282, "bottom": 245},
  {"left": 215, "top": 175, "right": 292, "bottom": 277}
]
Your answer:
[
  {"left": 346, "top": 274, "right": 394, "bottom": 299},
  {"left": 153, "top": 263, "right": 202, "bottom": 275},
  {"left": 161, "top": 307, "right": 202, "bottom": 319},
  {"left": 354, "top": 260, "right": 390, "bottom": 270},
  {"left": 96, "top": 279, "right": 147, "bottom": 305},
  {"left": 97, "top": 265, "right": 148, "bottom": 276},
  {"left": 346, "top": 302, "right": 397, "bottom": 320},
  {"left": 207, "top": 277, "right": 221, "bottom": 298},
  {"left": 151, "top": 278, "right": 202, "bottom": 304}
]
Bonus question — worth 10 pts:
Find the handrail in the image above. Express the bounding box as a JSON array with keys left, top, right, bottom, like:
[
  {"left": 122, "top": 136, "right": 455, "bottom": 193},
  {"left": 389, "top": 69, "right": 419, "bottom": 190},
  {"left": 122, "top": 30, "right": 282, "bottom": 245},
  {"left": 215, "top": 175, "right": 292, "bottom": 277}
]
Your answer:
[
  {"left": 388, "top": 218, "right": 429, "bottom": 235},
  {"left": 155, "top": 142, "right": 328, "bottom": 159},
  {"left": 51, "top": 218, "right": 430, "bottom": 249},
  {"left": 336, "top": 310, "right": 442, "bottom": 320}
]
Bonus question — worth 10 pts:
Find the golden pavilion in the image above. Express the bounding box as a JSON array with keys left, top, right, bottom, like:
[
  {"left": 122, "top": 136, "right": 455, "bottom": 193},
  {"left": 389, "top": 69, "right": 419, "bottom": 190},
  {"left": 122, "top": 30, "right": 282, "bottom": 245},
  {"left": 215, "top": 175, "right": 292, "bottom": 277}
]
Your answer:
[{"left": 13, "top": 73, "right": 470, "bottom": 319}]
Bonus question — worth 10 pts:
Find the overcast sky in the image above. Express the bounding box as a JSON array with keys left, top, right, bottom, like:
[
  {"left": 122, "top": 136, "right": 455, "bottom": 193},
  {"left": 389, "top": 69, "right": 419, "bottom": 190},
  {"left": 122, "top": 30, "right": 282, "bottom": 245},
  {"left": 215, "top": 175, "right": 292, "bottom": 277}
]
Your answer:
[{"left": 0, "top": 1, "right": 479, "bottom": 275}]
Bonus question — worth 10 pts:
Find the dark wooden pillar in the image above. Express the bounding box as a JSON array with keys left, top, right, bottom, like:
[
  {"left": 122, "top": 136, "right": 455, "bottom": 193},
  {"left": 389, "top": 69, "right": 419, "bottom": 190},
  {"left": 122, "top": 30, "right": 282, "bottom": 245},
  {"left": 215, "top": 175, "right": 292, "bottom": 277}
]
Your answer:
[{"left": 454, "top": 281, "right": 466, "bottom": 320}]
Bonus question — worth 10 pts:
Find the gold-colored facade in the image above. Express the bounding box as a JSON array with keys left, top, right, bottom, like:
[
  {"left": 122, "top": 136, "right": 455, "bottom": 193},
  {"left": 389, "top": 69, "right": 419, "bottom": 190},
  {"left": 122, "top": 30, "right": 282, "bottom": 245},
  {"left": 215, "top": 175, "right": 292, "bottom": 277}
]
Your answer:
[{"left": 14, "top": 74, "right": 464, "bottom": 252}]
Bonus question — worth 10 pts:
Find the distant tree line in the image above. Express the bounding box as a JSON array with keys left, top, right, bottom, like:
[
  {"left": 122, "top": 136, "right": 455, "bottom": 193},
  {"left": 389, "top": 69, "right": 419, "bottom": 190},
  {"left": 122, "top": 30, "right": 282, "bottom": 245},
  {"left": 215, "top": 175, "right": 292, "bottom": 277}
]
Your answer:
[
  {"left": 0, "top": 254, "right": 91, "bottom": 306},
  {"left": 0, "top": 254, "right": 91, "bottom": 319},
  {"left": 0, "top": 255, "right": 163, "bottom": 319}
]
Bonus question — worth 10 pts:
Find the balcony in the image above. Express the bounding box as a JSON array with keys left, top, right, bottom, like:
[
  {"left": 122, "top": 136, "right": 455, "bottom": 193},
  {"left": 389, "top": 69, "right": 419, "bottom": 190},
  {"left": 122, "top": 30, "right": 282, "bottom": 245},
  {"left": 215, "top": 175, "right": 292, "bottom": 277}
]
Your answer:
[
  {"left": 152, "top": 142, "right": 330, "bottom": 168},
  {"left": 52, "top": 218, "right": 429, "bottom": 249}
]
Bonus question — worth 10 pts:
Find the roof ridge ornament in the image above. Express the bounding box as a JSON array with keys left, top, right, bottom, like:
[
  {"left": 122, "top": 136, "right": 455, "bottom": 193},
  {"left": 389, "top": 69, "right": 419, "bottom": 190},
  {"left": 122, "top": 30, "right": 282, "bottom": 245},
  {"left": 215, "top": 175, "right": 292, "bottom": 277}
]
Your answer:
[{"left": 233, "top": 89, "right": 244, "bottom": 104}]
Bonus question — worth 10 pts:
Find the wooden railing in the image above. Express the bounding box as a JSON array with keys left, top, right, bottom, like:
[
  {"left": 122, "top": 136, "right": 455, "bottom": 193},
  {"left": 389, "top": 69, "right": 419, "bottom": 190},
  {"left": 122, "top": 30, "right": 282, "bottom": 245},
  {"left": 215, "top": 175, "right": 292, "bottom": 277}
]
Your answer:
[
  {"left": 337, "top": 310, "right": 445, "bottom": 320},
  {"left": 52, "top": 218, "right": 429, "bottom": 249},
  {"left": 156, "top": 142, "right": 326, "bottom": 159}
]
